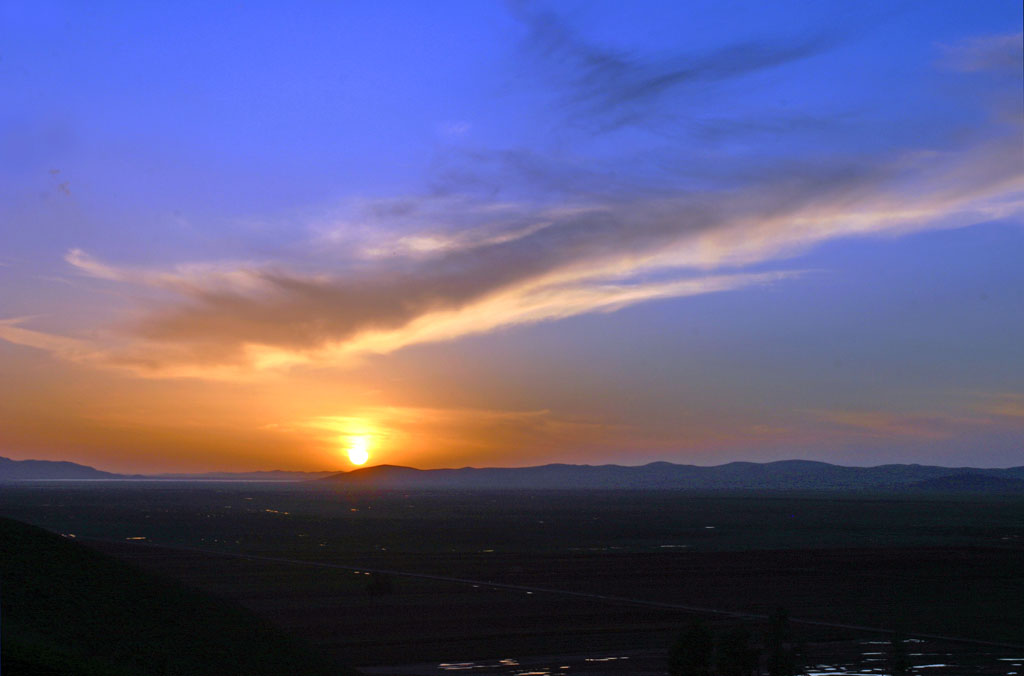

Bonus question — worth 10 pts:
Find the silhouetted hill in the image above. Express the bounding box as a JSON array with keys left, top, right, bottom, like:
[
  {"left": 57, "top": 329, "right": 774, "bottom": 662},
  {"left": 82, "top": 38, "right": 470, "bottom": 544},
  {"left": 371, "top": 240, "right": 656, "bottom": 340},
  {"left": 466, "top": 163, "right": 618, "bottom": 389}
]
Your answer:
[
  {"left": 0, "top": 456, "right": 128, "bottom": 481},
  {"left": 906, "top": 472, "right": 1024, "bottom": 493},
  {"left": 151, "top": 469, "right": 338, "bottom": 480},
  {"left": 322, "top": 460, "right": 1024, "bottom": 491},
  {"left": 6, "top": 454, "right": 1023, "bottom": 489},
  {"left": 0, "top": 517, "right": 352, "bottom": 676},
  {"left": 0, "top": 456, "right": 335, "bottom": 482},
  {"left": 334, "top": 463, "right": 428, "bottom": 482}
]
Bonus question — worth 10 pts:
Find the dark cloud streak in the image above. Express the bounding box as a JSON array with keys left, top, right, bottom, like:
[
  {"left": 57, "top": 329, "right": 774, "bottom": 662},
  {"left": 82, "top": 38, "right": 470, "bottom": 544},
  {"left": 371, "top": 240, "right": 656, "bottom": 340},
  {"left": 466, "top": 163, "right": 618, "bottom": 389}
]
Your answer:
[{"left": 513, "top": 2, "right": 844, "bottom": 131}]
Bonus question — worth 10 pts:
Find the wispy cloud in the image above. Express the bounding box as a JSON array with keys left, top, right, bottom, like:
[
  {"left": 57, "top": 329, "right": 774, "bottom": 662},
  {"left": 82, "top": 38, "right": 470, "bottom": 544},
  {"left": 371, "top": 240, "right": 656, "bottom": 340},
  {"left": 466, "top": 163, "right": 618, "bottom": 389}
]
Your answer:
[
  {"left": 971, "top": 392, "right": 1024, "bottom": 421},
  {"left": 941, "top": 32, "right": 1024, "bottom": 73},
  {"left": 0, "top": 317, "right": 96, "bottom": 361},
  {"left": 810, "top": 391, "right": 1024, "bottom": 440},
  {"left": 811, "top": 409, "right": 988, "bottom": 440},
  {"left": 65, "top": 248, "right": 271, "bottom": 295},
  {"left": 512, "top": 2, "right": 842, "bottom": 131},
  {"left": 1, "top": 29, "right": 1021, "bottom": 380}
]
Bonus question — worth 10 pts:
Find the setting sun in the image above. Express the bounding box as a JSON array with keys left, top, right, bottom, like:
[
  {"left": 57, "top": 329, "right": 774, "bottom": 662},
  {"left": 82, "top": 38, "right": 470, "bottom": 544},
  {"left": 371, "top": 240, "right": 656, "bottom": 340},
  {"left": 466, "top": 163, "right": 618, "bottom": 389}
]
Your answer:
[{"left": 346, "top": 436, "right": 371, "bottom": 466}]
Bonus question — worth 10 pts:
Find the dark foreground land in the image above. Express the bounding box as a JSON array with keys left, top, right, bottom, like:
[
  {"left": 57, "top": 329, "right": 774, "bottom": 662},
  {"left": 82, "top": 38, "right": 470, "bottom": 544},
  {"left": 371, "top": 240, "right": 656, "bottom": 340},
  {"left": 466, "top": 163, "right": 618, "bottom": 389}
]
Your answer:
[
  {"left": 0, "top": 516, "right": 350, "bottom": 676},
  {"left": 1, "top": 483, "right": 1022, "bottom": 674}
]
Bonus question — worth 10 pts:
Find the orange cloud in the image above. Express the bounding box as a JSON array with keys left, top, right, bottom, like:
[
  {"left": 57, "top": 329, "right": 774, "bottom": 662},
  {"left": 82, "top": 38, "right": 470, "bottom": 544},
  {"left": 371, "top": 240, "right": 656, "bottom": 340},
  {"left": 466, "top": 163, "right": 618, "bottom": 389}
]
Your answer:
[
  {"left": 810, "top": 408, "right": 995, "bottom": 440},
  {"left": 2, "top": 34, "right": 1020, "bottom": 382},
  {"left": 971, "top": 392, "right": 1024, "bottom": 421}
]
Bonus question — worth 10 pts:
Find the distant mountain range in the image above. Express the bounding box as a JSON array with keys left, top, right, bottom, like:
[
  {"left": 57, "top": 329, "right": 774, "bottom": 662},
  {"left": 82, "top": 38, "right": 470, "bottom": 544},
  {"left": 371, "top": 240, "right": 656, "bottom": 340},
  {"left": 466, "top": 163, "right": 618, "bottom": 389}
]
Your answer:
[
  {"left": 0, "top": 457, "right": 333, "bottom": 482},
  {"left": 3, "top": 455, "right": 1023, "bottom": 492},
  {"left": 321, "top": 460, "right": 1024, "bottom": 492},
  {"left": 0, "top": 456, "right": 129, "bottom": 481},
  {"left": 151, "top": 470, "right": 338, "bottom": 481}
]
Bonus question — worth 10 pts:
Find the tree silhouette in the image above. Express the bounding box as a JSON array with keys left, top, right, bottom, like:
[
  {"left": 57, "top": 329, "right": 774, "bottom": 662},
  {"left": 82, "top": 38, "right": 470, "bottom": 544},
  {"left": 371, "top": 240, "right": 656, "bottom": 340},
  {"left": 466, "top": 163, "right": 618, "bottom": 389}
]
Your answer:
[
  {"left": 669, "top": 620, "right": 714, "bottom": 676},
  {"left": 716, "top": 627, "right": 759, "bottom": 676}
]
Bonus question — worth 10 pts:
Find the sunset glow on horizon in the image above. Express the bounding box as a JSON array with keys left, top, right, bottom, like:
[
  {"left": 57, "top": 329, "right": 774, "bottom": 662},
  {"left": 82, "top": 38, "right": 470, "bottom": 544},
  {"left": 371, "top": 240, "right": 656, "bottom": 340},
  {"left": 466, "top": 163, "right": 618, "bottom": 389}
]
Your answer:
[{"left": 1, "top": 2, "right": 1021, "bottom": 473}]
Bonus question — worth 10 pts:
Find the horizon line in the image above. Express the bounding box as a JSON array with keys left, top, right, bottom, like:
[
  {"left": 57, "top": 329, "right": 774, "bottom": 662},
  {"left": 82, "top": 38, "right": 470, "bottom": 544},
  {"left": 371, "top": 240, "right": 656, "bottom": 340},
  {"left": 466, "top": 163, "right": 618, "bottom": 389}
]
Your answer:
[{"left": 3, "top": 455, "right": 1024, "bottom": 476}]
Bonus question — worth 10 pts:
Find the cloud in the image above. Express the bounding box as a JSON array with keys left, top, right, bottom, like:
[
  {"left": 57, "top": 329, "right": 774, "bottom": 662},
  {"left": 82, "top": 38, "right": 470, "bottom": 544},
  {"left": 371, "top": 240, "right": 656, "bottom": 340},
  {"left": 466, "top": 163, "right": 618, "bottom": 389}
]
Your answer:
[
  {"left": 971, "top": 392, "right": 1024, "bottom": 421},
  {"left": 65, "top": 248, "right": 270, "bottom": 295},
  {"left": 0, "top": 317, "right": 97, "bottom": 362},
  {"left": 811, "top": 409, "right": 986, "bottom": 440},
  {"left": 512, "top": 3, "right": 841, "bottom": 130},
  {"left": 9, "top": 127, "right": 1022, "bottom": 378},
  {"left": 246, "top": 270, "right": 800, "bottom": 370},
  {"left": 1, "top": 26, "right": 1021, "bottom": 380},
  {"left": 811, "top": 392, "right": 1024, "bottom": 441},
  {"left": 942, "top": 32, "right": 1024, "bottom": 73},
  {"left": 2, "top": 266, "right": 797, "bottom": 378}
]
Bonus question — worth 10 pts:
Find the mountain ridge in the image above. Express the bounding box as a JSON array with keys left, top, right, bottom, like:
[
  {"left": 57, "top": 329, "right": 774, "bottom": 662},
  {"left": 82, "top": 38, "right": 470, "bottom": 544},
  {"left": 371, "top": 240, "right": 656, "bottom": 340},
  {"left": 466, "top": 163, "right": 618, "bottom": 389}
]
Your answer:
[
  {"left": 3, "top": 455, "right": 1023, "bottom": 491},
  {"left": 0, "top": 456, "right": 129, "bottom": 481},
  {"left": 0, "top": 457, "right": 335, "bottom": 482},
  {"left": 322, "top": 459, "right": 1024, "bottom": 491}
]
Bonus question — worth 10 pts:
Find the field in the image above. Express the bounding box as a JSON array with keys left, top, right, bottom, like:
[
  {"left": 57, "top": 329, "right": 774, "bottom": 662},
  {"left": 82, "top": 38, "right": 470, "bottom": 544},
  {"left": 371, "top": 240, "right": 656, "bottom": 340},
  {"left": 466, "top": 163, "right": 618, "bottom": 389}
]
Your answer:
[{"left": 1, "top": 482, "right": 1022, "bottom": 674}]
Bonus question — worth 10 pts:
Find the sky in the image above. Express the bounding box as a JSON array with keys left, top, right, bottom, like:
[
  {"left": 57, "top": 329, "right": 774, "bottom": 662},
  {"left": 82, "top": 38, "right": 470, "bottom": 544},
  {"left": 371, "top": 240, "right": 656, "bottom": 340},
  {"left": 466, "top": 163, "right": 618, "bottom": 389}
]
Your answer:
[{"left": 1, "top": 1, "right": 1022, "bottom": 473}]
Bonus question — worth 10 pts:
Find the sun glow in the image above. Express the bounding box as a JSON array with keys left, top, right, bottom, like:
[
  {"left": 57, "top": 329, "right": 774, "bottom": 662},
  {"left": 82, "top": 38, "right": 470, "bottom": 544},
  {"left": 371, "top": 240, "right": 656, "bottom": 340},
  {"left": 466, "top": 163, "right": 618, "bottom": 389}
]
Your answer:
[{"left": 346, "top": 435, "right": 371, "bottom": 465}]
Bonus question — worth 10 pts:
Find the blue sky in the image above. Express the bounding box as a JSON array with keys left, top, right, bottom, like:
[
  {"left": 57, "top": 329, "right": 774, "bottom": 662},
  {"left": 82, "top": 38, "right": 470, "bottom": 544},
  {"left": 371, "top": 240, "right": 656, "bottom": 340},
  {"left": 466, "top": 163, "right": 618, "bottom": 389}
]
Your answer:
[{"left": 1, "top": 1, "right": 1021, "bottom": 471}]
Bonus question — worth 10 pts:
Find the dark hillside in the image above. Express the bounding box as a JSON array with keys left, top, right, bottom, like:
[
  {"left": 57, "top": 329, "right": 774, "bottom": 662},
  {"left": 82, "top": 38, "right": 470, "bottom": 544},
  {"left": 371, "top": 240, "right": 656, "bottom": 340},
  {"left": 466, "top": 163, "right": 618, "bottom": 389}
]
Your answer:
[
  {"left": 0, "top": 456, "right": 126, "bottom": 481},
  {"left": 0, "top": 517, "right": 352, "bottom": 676},
  {"left": 321, "top": 460, "right": 1024, "bottom": 490},
  {"left": 906, "top": 473, "right": 1024, "bottom": 493}
]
